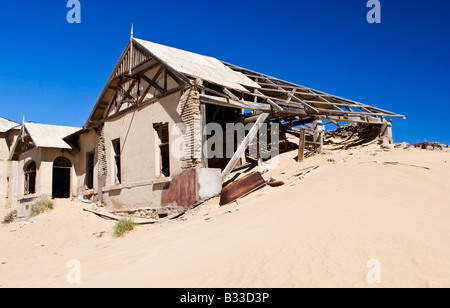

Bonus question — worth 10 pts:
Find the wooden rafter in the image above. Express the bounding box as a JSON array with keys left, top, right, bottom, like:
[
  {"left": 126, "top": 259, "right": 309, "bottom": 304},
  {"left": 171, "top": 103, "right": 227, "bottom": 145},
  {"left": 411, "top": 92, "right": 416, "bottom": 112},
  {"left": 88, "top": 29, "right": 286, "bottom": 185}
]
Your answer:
[
  {"left": 216, "top": 61, "right": 406, "bottom": 123},
  {"left": 141, "top": 65, "right": 166, "bottom": 94},
  {"left": 115, "top": 79, "right": 137, "bottom": 113}
]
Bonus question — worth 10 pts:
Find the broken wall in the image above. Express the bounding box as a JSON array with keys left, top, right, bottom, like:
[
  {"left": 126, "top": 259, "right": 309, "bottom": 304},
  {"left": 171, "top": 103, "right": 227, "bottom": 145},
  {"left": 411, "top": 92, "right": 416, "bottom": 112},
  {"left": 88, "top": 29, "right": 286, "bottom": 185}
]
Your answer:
[
  {"left": 72, "top": 129, "right": 99, "bottom": 200},
  {"left": 0, "top": 160, "right": 8, "bottom": 208},
  {"left": 178, "top": 86, "right": 202, "bottom": 170},
  {"left": 0, "top": 130, "right": 20, "bottom": 208}
]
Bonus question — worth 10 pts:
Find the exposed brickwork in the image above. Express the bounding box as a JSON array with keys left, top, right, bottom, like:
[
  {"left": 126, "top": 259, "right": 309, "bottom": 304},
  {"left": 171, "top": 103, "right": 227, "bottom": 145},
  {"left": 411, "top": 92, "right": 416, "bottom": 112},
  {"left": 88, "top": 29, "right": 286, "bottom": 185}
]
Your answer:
[
  {"left": 97, "top": 126, "right": 107, "bottom": 177},
  {"left": 179, "top": 86, "right": 202, "bottom": 170}
]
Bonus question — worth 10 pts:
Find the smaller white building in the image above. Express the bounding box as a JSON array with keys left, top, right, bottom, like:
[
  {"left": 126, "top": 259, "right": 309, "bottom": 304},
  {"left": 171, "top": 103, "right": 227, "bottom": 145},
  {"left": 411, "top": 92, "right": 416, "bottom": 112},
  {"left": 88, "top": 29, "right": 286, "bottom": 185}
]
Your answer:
[
  {"left": 7, "top": 122, "right": 80, "bottom": 214},
  {"left": 0, "top": 117, "right": 21, "bottom": 208}
]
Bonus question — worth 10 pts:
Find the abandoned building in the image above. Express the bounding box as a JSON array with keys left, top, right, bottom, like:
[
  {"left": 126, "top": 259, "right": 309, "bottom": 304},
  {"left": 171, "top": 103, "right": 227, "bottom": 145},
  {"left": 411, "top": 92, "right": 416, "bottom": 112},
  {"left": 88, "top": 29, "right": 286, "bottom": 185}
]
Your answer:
[
  {"left": 4, "top": 122, "right": 81, "bottom": 215},
  {"left": 1, "top": 35, "right": 405, "bottom": 215},
  {"left": 0, "top": 117, "right": 20, "bottom": 208}
]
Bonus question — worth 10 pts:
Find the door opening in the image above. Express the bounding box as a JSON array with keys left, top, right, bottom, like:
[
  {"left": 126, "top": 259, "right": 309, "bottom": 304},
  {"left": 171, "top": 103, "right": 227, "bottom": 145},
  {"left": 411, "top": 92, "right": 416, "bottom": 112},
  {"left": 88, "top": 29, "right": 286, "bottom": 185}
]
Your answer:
[{"left": 52, "top": 157, "right": 72, "bottom": 198}]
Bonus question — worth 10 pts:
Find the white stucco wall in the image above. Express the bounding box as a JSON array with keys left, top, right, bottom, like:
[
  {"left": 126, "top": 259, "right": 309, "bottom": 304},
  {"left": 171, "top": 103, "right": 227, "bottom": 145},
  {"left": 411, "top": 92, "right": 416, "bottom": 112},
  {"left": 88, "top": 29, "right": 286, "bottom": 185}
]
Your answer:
[
  {"left": 72, "top": 129, "right": 98, "bottom": 199},
  {"left": 0, "top": 160, "right": 8, "bottom": 208},
  {"left": 102, "top": 92, "right": 185, "bottom": 212},
  {"left": 17, "top": 147, "right": 78, "bottom": 200}
]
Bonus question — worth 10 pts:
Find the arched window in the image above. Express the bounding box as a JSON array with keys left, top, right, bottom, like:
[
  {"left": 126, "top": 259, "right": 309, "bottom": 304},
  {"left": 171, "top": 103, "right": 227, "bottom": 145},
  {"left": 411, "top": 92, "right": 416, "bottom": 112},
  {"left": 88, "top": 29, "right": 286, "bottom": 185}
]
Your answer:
[
  {"left": 53, "top": 157, "right": 72, "bottom": 169},
  {"left": 24, "top": 161, "right": 36, "bottom": 195}
]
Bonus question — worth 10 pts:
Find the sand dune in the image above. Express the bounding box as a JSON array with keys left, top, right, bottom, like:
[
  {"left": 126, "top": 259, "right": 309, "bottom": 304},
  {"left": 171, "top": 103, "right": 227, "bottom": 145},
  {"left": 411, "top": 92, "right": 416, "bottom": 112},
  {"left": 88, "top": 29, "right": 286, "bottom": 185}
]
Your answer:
[{"left": 1, "top": 145, "right": 450, "bottom": 288}]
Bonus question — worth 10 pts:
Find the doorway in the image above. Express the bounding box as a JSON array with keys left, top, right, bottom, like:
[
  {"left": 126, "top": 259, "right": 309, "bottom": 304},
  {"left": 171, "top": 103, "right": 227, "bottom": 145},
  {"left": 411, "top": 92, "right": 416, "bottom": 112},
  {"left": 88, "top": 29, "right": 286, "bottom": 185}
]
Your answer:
[{"left": 52, "top": 157, "right": 72, "bottom": 198}]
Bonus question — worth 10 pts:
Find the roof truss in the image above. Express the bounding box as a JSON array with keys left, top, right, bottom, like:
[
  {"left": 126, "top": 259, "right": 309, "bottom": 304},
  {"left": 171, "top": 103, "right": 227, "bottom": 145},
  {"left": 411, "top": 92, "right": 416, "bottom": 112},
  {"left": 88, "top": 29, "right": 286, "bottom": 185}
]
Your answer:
[
  {"left": 198, "top": 62, "right": 405, "bottom": 125},
  {"left": 85, "top": 41, "right": 190, "bottom": 128},
  {"left": 85, "top": 38, "right": 404, "bottom": 130}
]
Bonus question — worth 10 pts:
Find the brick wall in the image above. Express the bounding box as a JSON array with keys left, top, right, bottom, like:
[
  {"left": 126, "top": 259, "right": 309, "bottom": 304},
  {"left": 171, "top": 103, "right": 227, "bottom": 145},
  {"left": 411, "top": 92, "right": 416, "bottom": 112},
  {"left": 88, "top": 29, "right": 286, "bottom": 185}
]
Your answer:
[
  {"left": 97, "top": 126, "right": 107, "bottom": 177},
  {"left": 179, "top": 86, "right": 202, "bottom": 170}
]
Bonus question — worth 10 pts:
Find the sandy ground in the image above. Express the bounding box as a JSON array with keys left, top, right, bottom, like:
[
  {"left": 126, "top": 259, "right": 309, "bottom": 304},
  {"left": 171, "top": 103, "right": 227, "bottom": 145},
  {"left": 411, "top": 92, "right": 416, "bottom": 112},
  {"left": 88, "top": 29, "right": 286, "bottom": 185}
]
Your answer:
[{"left": 1, "top": 145, "right": 450, "bottom": 288}]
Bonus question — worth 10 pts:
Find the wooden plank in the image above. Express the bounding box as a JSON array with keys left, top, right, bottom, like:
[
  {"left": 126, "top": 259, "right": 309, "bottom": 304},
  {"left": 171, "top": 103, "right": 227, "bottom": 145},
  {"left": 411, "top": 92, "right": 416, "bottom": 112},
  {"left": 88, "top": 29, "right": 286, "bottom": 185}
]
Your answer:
[
  {"left": 136, "top": 66, "right": 165, "bottom": 104},
  {"left": 255, "top": 89, "right": 283, "bottom": 112},
  {"left": 297, "top": 128, "right": 305, "bottom": 163},
  {"left": 262, "top": 77, "right": 320, "bottom": 113},
  {"left": 136, "top": 84, "right": 152, "bottom": 105},
  {"left": 113, "top": 60, "right": 160, "bottom": 83},
  {"left": 141, "top": 66, "right": 166, "bottom": 94},
  {"left": 199, "top": 94, "right": 271, "bottom": 112},
  {"left": 115, "top": 79, "right": 137, "bottom": 113},
  {"left": 223, "top": 61, "right": 405, "bottom": 119},
  {"left": 106, "top": 85, "right": 188, "bottom": 122},
  {"left": 221, "top": 113, "right": 269, "bottom": 181},
  {"left": 223, "top": 88, "right": 240, "bottom": 101},
  {"left": 326, "top": 115, "right": 383, "bottom": 124}
]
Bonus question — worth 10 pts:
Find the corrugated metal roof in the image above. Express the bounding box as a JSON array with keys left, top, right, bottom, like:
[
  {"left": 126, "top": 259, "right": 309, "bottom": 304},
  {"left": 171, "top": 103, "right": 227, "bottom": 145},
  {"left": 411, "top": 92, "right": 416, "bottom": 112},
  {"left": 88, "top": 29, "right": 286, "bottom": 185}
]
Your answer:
[
  {"left": 0, "top": 117, "right": 20, "bottom": 133},
  {"left": 24, "top": 123, "right": 81, "bottom": 149},
  {"left": 134, "top": 38, "right": 261, "bottom": 92}
]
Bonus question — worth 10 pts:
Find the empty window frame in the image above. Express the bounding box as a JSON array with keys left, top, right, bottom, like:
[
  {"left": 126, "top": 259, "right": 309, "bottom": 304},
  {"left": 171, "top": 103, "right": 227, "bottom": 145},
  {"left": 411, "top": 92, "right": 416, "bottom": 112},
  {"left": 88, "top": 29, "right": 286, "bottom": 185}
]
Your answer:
[
  {"left": 155, "top": 124, "right": 170, "bottom": 177},
  {"left": 24, "top": 161, "right": 36, "bottom": 195},
  {"left": 112, "top": 139, "right": 121, "bottom": 184},
  {"left": 86, "top": 152, "right": 95, "bottom": 189}
]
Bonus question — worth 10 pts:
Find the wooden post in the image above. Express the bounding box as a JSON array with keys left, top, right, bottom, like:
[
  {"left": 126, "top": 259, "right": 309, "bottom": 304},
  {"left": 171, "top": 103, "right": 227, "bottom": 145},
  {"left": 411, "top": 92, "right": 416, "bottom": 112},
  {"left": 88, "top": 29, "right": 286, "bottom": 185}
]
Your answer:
[
  {"left": 297, "top": 128, "right": 305, "bottom": 162},
  {"left": 313, "top": 118, "right": 322, "bottom": 143},
  {"left": 319, "top": 131, "right": 324, "bottom": 154},
  {"left": 380, "top": 119, "right": 393, "bottom": 143},
  {"left": 313, "top": 118, "right": 324, "bottom": 154}
]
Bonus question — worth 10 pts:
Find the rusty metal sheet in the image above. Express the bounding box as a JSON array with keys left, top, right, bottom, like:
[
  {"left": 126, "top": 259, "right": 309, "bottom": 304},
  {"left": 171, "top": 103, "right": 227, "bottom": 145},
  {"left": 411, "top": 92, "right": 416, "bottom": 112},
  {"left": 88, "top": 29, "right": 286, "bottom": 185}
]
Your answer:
[
  {"left": 161, "top": 168, "right": 198, "bottom": 209},
  {"left": 219, "top": 172, "right": 266, "bottom": 206}
]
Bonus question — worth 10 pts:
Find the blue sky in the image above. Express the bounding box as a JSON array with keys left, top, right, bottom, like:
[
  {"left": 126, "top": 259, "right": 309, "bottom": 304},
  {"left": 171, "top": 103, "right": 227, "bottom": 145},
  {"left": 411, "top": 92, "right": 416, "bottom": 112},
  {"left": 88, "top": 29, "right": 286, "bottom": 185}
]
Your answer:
[{"left": 0, "top": 0, "right": 449, "bottom": 144}]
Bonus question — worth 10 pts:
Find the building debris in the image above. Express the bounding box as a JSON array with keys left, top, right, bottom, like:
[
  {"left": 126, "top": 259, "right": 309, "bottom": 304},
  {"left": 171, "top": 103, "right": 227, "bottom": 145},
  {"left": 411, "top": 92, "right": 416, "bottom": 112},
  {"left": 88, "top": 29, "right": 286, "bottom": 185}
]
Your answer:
[
  {"left": 267, "top": 178, "right": 285, "bottom": 187},
  {"left": 325, "top": 123, "right": 384, "bottom": 150},
  {"left": 92, "top": 231, "right": 106, "bottom": 238},
  {"left": 364, "top": 161, "right": 430, "bottom": 170},
  {"left": 291, "top": 166, "right": 320, "bottom": 179},
  {"left": 83, "top": 208, "right": 184, "bottom": 225},
  {"left": 219, "top": 172, "right": 266, "bottom": 206},
  {"left": 413, "top": 142, "right": 448, "bottom": 151},
  {"left": 204, "top": 210, "right": 233, "bottom": 221}
]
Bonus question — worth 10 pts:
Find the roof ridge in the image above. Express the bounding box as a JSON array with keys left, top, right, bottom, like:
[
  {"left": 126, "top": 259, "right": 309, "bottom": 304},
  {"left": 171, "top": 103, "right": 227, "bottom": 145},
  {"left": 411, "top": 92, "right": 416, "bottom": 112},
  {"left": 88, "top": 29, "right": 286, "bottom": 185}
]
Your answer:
[{"left": 25, "top": 122, "right": 81, "bottom": 129}]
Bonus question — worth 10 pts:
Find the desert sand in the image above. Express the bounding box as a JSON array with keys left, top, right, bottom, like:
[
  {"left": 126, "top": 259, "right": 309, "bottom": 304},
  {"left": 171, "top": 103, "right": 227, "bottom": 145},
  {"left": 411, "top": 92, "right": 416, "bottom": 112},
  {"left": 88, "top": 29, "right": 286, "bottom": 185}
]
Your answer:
[{"left": 1, "top": 140, "right": 450, "bottom": 288}]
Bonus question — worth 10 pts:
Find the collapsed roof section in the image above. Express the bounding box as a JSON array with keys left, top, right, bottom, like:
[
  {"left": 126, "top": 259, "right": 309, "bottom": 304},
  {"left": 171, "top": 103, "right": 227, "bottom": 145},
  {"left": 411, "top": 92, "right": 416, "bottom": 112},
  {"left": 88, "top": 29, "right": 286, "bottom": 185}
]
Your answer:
[
  {"left": 85, "top": 37, "right": 405, "bottom": 129},
  {"left": 209, "top": 62, "right": 406, "bottom": 124}
]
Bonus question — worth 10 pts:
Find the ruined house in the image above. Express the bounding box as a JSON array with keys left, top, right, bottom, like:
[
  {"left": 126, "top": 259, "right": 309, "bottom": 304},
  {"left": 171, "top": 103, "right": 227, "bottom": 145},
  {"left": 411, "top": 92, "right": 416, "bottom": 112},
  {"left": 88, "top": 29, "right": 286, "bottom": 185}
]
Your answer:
[
  {"left": 69, "top": 35, "right": 404, "bottom": 214},
  {"left": 1, "top": 35, "right": 404, "bottom": 215}
]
